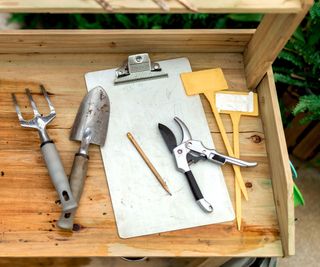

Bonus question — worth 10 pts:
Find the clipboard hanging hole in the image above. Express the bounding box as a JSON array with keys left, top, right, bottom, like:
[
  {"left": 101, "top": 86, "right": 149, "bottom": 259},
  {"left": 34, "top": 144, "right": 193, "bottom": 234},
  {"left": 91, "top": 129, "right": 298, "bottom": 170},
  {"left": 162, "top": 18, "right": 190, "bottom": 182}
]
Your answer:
[{"left": 135, "top": 55, "right": 143, "bottom": 63}]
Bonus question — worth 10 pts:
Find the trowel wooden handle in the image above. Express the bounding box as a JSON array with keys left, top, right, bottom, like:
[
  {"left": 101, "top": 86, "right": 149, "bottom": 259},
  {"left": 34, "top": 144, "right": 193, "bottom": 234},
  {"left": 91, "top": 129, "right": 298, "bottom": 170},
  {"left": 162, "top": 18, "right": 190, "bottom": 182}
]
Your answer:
[{"left": 57, "top": 153, "right": 89, "bottom": 230}]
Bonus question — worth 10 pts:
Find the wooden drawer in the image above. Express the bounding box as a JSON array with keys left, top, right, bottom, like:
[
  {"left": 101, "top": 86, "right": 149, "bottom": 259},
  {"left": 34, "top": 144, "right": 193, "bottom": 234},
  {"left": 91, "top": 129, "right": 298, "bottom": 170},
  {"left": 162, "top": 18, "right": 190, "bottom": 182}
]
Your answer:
[
  {"left": 0, "top": 29, "right": 295, "bottom": 257},
  {"left": 0, "top": 0, "right": 314, "bottom": 261}
]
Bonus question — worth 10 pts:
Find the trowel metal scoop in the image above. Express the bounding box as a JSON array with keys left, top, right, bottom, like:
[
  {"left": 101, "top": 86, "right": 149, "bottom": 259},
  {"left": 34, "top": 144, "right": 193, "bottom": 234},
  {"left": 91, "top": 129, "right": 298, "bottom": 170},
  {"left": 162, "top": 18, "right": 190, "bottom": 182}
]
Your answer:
[{"left": 57, "top": 86, "right": 110, "bottom": 230}]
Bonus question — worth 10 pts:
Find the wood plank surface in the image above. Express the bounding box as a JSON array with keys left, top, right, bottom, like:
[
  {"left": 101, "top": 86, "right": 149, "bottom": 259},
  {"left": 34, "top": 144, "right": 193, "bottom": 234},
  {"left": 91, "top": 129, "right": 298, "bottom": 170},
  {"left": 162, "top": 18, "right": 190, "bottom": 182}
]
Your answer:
[
  {"left": 0, "top": 52, "right": 282, "bottom": 257},
  {"left": 257, "top": 68, "right": 294, "bottom": 256},
  {"left": 0, "top": 30, "right": 254, "bottom": 54},
  {"left": 0, "top": 257, "right": 195, "bottom": 267},
  {"left": 0, "top": 0, "right": 302, "bottom": 14}
]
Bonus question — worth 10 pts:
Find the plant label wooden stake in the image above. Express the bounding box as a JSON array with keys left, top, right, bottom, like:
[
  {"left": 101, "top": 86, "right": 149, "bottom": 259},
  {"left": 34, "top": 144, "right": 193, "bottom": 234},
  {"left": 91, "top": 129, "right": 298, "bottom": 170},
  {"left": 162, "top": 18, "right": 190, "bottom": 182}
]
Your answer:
[
  {"left": 180, "top": 68, "right": 249, "bottom": 201},
  {"left": 215, "top": 91, "right": 259, "bottom": 230}
]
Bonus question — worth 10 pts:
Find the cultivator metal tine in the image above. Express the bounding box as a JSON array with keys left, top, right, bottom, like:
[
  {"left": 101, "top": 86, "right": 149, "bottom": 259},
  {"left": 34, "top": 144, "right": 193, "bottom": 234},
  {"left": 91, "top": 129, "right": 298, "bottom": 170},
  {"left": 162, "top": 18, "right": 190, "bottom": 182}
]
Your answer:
[
  {"left": 25, "top": 88, "right": 41, "bottom": 117},
  {"left": 12, "top": 85, "right": 76, "bottom": 215},
  {"left": 11, "top": 93, "right": 27, "bottom": 125},
  {"left": 40, "top": 85, "right": 56, "bottom": 115},
  {"left": 12, "top": 85, "right": 57, "bottom": 130}
]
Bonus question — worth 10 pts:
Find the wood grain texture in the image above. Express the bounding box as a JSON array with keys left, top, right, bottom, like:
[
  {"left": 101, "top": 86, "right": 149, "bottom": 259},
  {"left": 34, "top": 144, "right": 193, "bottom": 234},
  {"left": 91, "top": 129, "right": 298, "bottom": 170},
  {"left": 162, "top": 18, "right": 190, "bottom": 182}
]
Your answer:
[
  {"left": 244, "top": 0, "right": 313, "bottom": 89},
  {"left": 0, "top": 257, "right": 195, "bottom": 267},
  {"left": 257, "top": 68, "right": 294, "bottom": 256},
  {"left": 0, "top": 0, "right": 302, "bottom": 13},
  {"left": 0, "top": 51, "right": 283, "bottom": 257},
  {"left": 0, "top": 30, "right": 254, "bottom": 54}
]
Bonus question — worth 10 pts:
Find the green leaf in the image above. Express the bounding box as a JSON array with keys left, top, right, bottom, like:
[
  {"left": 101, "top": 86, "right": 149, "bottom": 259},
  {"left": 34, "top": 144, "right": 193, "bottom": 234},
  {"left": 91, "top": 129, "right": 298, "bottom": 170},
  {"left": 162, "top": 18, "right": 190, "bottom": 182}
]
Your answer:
[
  {"left": 115, "top": 14, "right": 133, "bottom": 29},
  {"left": 309, "top": 1, "right": 320, "bottom": 20},
  {"left": 292, "top": 94, "right": 320, "bottom": 123},
  {"left": 136, "top": 15, "right": 149, "bottom": 28},
  {"left": 293, "top": 94, "right": 320, "bottom": 114},
  {"left": 152, "top": 25, "right": 162, "bottom": 29},
  {"left": 278, "top": 50, "right": 304, "bottom": 67},
  {"left": 293, "top": 26, "right": 305, "bottom": 43},
  {"left": 71, "top": 14, "right": 103, "bottom": 29},
  {"left": 9, "top": 14, "right": 25, "bottom": 24},
  {"left": 274, "top": 73, "right": 309, "bottom": 88},
  {"left": 227, "top": 14, "right": 262, "bottom": 22},
  {"left": 290, "top": 39, "right": 320, "bottom": 74},
  {"left": 183, "top": 21, "right": 192, "bottom": 29},
  {"left": 214, "top": 17, "right": 228, "bottom": 29},
  {"left": 307, "top": 22, "right": 320, "bottom": 45}
]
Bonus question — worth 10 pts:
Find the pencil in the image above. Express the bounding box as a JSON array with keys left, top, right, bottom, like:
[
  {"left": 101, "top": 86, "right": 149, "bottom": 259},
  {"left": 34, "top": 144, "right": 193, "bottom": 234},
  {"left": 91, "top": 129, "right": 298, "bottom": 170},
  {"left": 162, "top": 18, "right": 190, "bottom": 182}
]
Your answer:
[{"left": 127, "top": 132, "right": 172, "bottom": 196}]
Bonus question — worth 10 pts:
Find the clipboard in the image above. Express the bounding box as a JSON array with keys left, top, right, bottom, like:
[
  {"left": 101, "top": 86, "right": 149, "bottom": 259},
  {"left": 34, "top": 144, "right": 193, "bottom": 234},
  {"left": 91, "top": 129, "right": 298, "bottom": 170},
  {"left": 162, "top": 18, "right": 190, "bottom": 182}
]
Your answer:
[{"left": 85, "top": 54, "right": 234, "bottom": 238}]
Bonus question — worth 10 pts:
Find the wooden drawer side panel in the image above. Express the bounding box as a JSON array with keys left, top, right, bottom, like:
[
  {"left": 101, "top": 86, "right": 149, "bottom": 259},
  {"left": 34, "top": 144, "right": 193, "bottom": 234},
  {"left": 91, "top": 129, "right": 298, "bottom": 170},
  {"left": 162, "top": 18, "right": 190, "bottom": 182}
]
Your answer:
[
  {"left": 257, "top": 68, "right": 294, "bottom": 256},
  {"left": 0, "top": 30, "right": 254, "bottom": 54}
]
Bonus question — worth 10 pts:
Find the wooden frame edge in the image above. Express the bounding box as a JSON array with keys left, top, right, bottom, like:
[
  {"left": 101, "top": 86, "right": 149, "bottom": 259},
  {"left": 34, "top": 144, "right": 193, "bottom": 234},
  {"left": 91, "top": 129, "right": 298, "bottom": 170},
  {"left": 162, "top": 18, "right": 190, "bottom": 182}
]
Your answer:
[
  {"left": 0, "top": 29, "right": 255, "bottom": 54},
  {"left": 257, "top": 68, "right": 295, "bottom": 256},
  {"left": 244, "top": 0, "right": 313, "bottom": 90},
  {"left": 0, "top": 0, "right": 303, "bottom": 14}
]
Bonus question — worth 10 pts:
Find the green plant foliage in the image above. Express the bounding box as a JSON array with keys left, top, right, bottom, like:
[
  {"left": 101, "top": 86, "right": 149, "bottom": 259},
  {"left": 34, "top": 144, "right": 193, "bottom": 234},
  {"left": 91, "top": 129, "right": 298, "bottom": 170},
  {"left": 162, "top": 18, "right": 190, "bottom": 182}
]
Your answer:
[
  {"left": 274, "top": 73, "right": 310, "bottom": 88},
  {"left": 275, "top": 2, "right": 320, "bottom": 91},
  {"left": 274, "top": 1, "right": 320, "bottom": 123},
  {"left": 292, "top": 94, "right": 320, "bottom": 123},
  {"left": 279, "top": 99, "right": 292, "bottom": 126},
  {"left": 9, "top": 13, "right": 259, "bottom": 30},
  {"left": 227, "top": 14, "right": 262, "bottom": 22}
]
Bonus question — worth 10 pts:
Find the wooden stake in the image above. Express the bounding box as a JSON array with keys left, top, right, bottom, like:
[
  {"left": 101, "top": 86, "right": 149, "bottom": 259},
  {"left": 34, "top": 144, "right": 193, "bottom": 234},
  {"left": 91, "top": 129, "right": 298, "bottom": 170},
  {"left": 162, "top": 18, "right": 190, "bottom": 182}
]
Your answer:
[
  {"left": 176, "top": 0, "right": 198, "bottom": 12},
  {"left": 95, "top": 0, "right": 113, "bottom": 12},
  {"left": 153, "top": 0, "right": 170, "bottom": 11},
  {"left": 127, "top": 132, "right": 172, "bottom": 196}
]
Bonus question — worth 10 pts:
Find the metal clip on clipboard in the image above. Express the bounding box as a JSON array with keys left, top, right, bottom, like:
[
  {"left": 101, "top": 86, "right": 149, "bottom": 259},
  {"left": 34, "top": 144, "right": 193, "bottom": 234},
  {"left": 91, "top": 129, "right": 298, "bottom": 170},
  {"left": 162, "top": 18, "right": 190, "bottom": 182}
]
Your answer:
[{"left": 114, "top": 53, "right": 168, "bottom": 83}]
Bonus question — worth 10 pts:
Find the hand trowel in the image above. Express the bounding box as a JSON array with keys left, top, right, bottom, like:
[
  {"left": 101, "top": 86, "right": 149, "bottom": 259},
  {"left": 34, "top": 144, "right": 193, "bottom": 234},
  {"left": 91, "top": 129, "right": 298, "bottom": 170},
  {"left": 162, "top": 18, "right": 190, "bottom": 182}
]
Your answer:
[{"left": 57, "top": 86, "right": 110, "bottom": 230}]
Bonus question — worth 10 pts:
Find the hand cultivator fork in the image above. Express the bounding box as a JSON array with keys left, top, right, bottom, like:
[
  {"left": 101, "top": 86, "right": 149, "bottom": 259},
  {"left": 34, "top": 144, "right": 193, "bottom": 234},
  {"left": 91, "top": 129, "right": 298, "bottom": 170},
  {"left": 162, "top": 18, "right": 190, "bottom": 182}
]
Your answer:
[{"left": 12, "top": 85, "right": 77, "bottom": 213}]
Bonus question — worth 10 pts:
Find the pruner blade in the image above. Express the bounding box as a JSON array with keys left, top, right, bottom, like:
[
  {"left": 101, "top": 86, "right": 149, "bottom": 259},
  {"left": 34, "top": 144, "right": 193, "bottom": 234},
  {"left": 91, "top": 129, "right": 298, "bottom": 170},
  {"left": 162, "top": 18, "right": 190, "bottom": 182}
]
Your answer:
[{"left": 174, "top": 116, "right": 192, "bottom": 144}]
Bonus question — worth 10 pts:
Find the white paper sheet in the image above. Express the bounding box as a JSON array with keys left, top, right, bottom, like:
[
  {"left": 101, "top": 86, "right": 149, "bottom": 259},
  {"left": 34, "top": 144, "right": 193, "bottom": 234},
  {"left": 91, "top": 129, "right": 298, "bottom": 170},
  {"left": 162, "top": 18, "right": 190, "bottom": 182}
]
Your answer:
[{"left": 216, "top": 92, "right": 254, "bottom": 112}]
